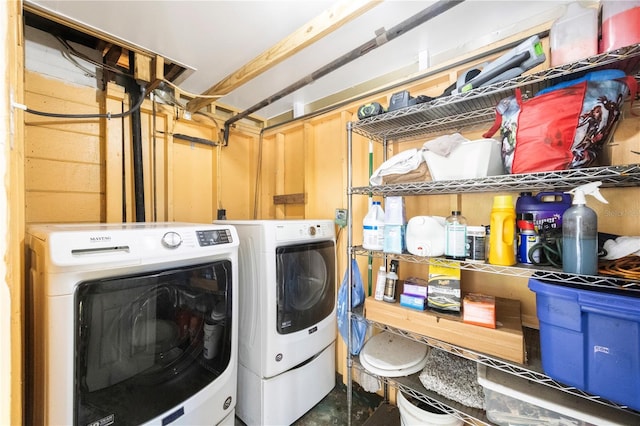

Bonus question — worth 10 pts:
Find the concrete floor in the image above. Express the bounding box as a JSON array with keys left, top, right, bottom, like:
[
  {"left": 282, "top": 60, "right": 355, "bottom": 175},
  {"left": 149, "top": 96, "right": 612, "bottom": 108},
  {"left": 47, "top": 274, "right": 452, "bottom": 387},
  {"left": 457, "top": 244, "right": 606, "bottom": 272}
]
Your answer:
[{"left": 235, "top": 375, "right": 386, "bottom": 426}]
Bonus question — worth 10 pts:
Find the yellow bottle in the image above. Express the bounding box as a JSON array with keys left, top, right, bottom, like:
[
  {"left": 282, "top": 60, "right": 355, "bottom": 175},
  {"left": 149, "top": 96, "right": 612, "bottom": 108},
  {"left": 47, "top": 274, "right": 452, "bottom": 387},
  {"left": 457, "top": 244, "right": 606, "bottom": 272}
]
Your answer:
[{"left": 488, "top": 195, "right": 516, "bottom": 266}]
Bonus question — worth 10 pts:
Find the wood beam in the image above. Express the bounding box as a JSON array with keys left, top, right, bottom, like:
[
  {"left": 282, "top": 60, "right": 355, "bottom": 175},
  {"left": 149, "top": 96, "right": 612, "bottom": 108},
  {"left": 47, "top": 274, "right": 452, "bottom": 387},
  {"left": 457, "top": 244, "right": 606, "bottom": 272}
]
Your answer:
[{"left": 186, "top": 0, "right": 381, "bottom": 112}]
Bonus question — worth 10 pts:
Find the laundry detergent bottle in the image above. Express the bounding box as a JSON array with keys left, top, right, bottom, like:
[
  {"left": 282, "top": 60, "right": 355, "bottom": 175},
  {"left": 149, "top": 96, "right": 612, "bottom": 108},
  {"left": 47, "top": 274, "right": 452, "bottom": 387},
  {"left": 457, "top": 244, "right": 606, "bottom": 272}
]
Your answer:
[
  {"left": 363, "top": 200, "right": 385, "bottom": 250},
  {"left": 488, "top": 195, "right": 516, "bottom": 266},
  {"left": 562, "top": 181, "right": 608, "bottom": 275}
]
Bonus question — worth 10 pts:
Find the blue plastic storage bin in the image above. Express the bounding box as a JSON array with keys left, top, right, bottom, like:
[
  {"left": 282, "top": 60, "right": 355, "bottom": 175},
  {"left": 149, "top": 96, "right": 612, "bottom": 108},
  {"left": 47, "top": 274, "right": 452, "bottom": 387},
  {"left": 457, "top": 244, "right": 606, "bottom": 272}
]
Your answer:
[{"left": 529, "top": 278, "right": 640, "bottom": 411}]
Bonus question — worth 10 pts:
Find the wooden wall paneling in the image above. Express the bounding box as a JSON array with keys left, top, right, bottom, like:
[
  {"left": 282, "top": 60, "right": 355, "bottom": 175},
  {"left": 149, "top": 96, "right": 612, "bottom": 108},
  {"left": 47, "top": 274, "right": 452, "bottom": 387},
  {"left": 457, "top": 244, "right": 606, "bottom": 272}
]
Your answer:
[
  {"left": 306, "top": 115, "right": 345, "bottom": 221},
  {"left": 5, "top": 1, "right": 25, "bottom": 422},
  {"left": 26, "top": 126, "right": 100, "bottom": 163},
  {"left": 284, "top": 126, "right": 305, "bottom": 219},
  {"left": 274, "top": 132, "right": 286, "bottom": 219},
  {"left": 105, "top": 83, "right": 125, "bottom": 222},
  {"left": 303, "top": 123, "right": 316, "bottom": 218},
  {"left": 26, "top": 158, "right": 100, "bottom": 192},
  {"left": 25, "top": 71, "right": 97, "bottom": 106},
  {"left": 255, "top": 133, "right": 275, "bottom": 219},
  {"left": 169, "top": 119, "right": 216, "bottom": 223},
  {"left": 162, "top": 108, "right": 176, "bottom": 221},
  {"left": 145, "top": 102, "right": 169, "bottom": 222},
  {"left": 25, "top": 193, "right": 103, "bottom": 224},
  {"left": 604, "top": 103, "right": 640, "bottom": 166},
  {"left": 139, "top": 102, "right": 152, "bottom": 222},
  {"left": 223, "top": 130, "right": 259, "bottom": 220},
  {"left": 24, "top": 71, "right": 103, "bottom": 225}
]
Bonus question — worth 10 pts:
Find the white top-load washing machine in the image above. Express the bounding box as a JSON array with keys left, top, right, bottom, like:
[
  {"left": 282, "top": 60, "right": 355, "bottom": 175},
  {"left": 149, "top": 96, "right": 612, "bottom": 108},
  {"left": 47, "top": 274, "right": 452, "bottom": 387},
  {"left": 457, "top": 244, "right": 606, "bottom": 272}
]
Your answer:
[
  {"left": 25, "top": 222, "right": 239, "bottom": 426},
  {"left": 216, "top": 220, "right": 337, "bottom": 426}
]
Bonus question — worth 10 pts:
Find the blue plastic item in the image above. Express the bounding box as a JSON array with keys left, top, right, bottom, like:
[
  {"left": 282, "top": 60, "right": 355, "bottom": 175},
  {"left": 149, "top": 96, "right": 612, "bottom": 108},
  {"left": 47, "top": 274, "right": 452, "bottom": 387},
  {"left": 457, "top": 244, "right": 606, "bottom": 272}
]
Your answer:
[
  {"left": 529, "top": 278, "right": 640, "bottom": 410},
  {"left": 535, "top": 69, "right": 626, "bottom": 96},
  {"left": 337, "top": 259, "right": 367, "bottom": 355}
]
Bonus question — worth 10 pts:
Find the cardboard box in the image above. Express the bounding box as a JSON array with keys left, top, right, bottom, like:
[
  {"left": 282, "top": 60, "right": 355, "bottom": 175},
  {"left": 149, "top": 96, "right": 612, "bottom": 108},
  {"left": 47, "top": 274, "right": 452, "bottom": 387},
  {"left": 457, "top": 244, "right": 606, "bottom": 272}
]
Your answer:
[
  {"left": 364, "top": 296, "right": 524, "bottom": 364},
  {"left": 401, "top": 277, "right": 428, "bottom": 298},
  {"left": 428, "top": 261, "right": 461, "bottom": 313},
  {"left": 400, "top": 293, "right": 427, "bottom": 311},
  {"left": 463, "top": 293, "right": 496, "bottom": 329}
]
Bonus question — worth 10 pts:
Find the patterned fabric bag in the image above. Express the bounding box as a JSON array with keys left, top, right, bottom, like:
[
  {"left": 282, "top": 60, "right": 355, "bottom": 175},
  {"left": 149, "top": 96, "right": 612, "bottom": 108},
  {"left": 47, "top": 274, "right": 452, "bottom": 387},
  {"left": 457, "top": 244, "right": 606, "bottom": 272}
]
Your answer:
[{"left": 483, "top": 70, "right": 637, "bottom": 174}]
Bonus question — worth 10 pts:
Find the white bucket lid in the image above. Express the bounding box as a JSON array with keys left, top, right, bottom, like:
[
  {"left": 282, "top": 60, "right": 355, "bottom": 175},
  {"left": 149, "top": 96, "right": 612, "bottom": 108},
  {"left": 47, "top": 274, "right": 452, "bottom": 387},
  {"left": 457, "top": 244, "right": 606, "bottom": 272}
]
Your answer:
[{"left": 360, "top": 331, "right": 428, "bottom": 377}]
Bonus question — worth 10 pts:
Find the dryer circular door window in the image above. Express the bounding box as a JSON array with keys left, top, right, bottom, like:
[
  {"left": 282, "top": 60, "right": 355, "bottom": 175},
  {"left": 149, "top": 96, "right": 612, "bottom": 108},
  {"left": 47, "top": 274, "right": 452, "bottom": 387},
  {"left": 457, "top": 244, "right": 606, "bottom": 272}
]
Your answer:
[{"left": 276, "top": 240, "right": 336, "bottom": 334}]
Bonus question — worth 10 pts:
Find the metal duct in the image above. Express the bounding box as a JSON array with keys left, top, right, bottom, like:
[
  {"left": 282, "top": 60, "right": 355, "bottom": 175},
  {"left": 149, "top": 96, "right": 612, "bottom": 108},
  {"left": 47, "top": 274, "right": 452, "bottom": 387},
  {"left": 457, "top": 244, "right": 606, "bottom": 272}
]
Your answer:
[{"left": 223, "top": 0, "right": 465, "bottom": 142}]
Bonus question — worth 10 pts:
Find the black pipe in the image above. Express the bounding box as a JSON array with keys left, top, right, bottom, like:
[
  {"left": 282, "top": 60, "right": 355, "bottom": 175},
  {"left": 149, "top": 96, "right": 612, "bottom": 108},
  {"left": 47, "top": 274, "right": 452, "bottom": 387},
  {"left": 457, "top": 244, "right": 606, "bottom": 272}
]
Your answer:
[
  {"left": 129, "top": 83, "right": 146, "bottom": 222},
  {"left": 223, "top": 0, "right": 465, "bottom": 141}
]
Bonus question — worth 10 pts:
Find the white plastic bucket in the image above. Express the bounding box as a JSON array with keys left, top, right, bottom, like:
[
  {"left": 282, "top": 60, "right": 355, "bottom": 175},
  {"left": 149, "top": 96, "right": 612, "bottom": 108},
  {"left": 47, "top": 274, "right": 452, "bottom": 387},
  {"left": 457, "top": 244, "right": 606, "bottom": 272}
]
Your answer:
[{"left": 396, "top": 391, "right": 463, "bottom": 426}]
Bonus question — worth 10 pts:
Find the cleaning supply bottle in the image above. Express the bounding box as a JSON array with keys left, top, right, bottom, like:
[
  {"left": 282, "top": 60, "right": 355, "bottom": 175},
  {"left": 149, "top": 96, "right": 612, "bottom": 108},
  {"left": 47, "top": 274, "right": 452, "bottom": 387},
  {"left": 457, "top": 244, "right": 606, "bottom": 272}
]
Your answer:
[
  {"left": 374, "top": 266, "right": 386, "bottom": 301},
  {"left": 363, "top": 200, "right": 385, "bottom": 250},
  {"left": 562, "top": 181, "right": 608, "bottom": 275},
  {"left": 488, "top": 195, "right": 516, "bottom": 266},
  {"left": 383, "top": 260, "right": 399, "bottom": 303},
  {"left": 445, "top": 211, "right": 467, "bottom": 260}
]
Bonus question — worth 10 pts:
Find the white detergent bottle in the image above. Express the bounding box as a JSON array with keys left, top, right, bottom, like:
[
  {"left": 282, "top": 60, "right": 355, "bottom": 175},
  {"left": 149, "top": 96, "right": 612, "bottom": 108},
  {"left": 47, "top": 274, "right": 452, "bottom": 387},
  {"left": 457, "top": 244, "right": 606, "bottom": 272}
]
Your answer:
[
  {"left": 363, "top": 200, "right": 385, "bottom": 250},
  {"left": 562, "top": 181, "right": 608, "bottom": 275}
]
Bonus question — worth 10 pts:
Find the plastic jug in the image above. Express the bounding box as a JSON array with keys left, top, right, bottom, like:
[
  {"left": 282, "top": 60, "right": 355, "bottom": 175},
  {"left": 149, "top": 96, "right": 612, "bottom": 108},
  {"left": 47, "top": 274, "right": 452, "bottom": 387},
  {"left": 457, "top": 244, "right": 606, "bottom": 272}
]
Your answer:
[
  {"left": 601, "top": 0, "right": 640, "bottom": 53},
  {"left": 550, "top": 2, "right": 599, "bottom": 66},
  {"left": 363, "top": 200, "right": 385, "bottom": 250},
  {"left": 516, "top": 191, "right": 572, "bottom": 232},
  {"left": 488, "top": 195, "right": 516, "bottom": 266}
]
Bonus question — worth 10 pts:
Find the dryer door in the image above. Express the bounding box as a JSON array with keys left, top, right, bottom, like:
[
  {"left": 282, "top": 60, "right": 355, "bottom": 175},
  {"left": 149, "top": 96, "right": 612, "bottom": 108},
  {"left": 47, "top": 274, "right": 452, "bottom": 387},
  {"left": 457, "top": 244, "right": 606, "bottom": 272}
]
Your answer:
[{"left": 275, "top": 240, "right": 336, "bottom": 334}]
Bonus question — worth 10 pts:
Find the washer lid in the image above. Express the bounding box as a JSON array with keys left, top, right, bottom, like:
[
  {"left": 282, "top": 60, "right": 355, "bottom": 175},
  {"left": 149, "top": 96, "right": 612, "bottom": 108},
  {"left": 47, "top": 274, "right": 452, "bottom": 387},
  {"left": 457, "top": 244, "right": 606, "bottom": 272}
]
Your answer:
[{"left": 360, "top": 331, "right": 428, "bottom": 372}]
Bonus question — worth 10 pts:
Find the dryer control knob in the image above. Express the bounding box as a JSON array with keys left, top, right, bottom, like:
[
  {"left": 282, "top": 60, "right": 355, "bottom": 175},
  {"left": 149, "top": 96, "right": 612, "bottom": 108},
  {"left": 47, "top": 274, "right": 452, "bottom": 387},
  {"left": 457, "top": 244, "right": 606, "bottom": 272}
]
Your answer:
[{"left": 162, "top": 231, "right": 182, "bottom": 248}]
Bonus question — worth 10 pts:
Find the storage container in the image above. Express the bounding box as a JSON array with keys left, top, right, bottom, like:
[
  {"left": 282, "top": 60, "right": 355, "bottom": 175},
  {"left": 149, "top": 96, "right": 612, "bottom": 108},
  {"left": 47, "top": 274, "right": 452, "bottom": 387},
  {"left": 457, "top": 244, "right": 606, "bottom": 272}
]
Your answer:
[
  {"left": 396, "top": 391, "right": 462, "bottom": 426},
  {"left": 600, "top": 0, "right": 640, "bottom": 53},
  {"left": 424, "top": 138, "right": 503, "bottom": 180},
  {"left": 550, "top": 2, "right": 599, "bottom": 66},
  {"left": 528, "top": 278, "right": 640, "bottom": 411},
  {"left": 477, "top": 365, "right": 640, "bottom": 425}
]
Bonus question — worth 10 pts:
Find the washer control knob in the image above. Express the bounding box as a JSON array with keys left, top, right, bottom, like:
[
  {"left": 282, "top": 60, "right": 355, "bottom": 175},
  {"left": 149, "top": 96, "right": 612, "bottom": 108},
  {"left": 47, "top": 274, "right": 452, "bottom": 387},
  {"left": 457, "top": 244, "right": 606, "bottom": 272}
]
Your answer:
[
  {"left": 309, "top": 226, "right": 316, "bottom": 236},
  {"left": 162, "top": 231, "right": 182, "bottom": 248}
]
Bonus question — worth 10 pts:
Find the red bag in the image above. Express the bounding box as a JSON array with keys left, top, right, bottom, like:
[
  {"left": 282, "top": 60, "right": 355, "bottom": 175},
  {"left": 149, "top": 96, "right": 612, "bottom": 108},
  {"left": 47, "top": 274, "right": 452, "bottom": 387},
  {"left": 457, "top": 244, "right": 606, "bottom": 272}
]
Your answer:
[{"left": 484, "top": 71, "right": 637, "bottom": 174}]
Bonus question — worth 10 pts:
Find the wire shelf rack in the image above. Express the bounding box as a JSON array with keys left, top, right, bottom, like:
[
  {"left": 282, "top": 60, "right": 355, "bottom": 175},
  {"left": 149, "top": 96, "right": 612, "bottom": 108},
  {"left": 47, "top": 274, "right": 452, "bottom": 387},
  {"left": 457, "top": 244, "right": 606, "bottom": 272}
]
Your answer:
[
  {"left": 351, "top": 164, "right": 640, "bottom": 196},
  {"left": 351, "top": 43, "right": 640, "bottom": 143},
  {"left": 353, "top": 321, "right": 640, "bottom": 420}
]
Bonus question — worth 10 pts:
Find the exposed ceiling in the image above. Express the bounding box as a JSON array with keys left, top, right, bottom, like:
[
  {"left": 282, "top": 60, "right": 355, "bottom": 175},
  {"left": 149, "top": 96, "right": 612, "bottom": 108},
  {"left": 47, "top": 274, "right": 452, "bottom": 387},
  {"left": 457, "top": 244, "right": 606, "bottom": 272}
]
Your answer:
[{"left": 23, "top": 0, "right": 571, "bottom": 123}]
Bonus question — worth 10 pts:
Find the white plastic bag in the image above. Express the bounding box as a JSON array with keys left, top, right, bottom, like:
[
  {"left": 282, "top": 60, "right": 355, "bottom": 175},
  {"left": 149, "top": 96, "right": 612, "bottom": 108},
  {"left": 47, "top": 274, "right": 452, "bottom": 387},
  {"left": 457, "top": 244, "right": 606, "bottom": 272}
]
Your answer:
[{"left": 337, "top": 259, "right": 368, "bottom": 355}]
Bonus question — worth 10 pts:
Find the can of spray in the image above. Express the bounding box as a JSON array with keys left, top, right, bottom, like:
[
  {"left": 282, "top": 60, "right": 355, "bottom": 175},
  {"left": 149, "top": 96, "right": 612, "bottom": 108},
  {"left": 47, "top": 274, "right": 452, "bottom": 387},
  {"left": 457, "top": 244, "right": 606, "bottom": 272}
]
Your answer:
[
  {"left": 517, "top": 219, "right": 540, "bottom": 264},
  {"left": 383, "top": 260, "right": 399, "bottom": 303}
]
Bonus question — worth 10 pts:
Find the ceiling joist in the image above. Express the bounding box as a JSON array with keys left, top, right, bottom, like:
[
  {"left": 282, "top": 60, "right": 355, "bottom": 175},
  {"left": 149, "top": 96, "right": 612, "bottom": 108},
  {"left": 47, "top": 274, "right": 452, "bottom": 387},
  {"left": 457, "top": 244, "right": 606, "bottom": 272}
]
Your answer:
[{"left": 186, "top": 0, "right": 382, "bottom": 113}]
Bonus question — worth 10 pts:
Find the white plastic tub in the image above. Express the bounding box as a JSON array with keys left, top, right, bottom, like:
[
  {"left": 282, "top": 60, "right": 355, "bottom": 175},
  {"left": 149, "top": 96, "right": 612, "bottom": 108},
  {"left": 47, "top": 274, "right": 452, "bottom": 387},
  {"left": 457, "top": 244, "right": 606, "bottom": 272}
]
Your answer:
[
  {"left": 424, "top": 138, "right": 503, "bottom": 180},
  {"left": 396, "top": 391, "right": 462, "bottom": 426},
  {"left": 477, "top": 365, "right": 640, "bottom": 426}
]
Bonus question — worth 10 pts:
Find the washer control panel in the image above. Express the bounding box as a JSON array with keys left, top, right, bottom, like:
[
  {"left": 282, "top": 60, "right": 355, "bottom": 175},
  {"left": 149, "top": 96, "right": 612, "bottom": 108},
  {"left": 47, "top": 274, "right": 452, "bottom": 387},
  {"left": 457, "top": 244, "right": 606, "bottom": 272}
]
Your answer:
[
  {"left": 275, "top": 222, "right": 333, "bottom": 241},
  {"left": 196, "top": 229, "right": 233, "bottom": 246}
]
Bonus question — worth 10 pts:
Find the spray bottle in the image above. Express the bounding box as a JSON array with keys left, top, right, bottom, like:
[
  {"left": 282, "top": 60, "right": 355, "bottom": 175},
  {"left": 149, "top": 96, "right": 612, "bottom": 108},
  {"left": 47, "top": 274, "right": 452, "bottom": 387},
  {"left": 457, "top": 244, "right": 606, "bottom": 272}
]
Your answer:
[{"left": 562, "top": 181, "right": 608, "bottom": 275}]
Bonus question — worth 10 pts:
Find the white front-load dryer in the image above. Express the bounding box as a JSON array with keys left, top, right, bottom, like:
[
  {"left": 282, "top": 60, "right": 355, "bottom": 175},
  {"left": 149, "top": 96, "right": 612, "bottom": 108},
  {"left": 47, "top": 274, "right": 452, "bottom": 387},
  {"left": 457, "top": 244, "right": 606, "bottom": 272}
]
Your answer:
[{"left": 217, "top": 219, "right": 336, "bottom": 426}]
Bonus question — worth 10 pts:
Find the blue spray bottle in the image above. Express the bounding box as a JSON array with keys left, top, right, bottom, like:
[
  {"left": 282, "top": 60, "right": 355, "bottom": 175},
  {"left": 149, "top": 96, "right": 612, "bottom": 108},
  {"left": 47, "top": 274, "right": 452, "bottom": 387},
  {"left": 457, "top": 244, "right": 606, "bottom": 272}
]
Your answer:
[{"left": 562, "top": 182, "right": 608, "bottom": 275}]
